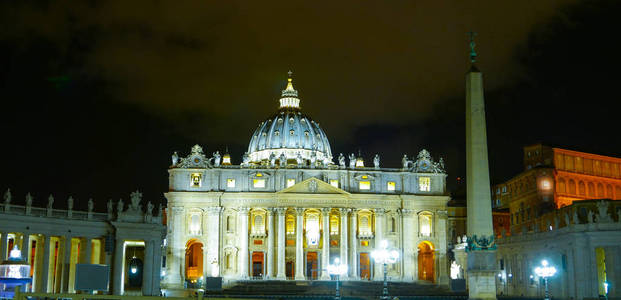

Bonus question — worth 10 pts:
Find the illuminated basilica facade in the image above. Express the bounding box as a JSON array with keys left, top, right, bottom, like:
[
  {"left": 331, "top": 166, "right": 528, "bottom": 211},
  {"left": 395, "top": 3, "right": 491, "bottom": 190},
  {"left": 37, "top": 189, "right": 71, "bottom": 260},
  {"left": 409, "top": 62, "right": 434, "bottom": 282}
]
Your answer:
[{"left": 162, "top": 74, "right": 452, "bottom": 288}]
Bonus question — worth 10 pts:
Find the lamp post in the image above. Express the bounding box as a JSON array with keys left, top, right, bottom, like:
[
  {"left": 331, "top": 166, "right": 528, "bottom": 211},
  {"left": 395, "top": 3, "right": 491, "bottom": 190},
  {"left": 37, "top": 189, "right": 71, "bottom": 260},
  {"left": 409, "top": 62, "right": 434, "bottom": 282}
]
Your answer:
[
  {"left": 327, "top": 258, "right": 348, "bottom": 300},
  {"left": 371, "top": 240, "right": 399, "bottom": 300},
  {"left": 534, "top": 260, "right": 557, "bottom": 300}
]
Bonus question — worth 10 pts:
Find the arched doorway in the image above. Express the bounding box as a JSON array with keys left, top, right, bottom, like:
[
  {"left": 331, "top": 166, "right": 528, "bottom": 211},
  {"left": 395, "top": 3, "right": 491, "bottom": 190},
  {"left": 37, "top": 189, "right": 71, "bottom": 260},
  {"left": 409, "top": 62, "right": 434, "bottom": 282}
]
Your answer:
[
  {"left": 185, "top": 239, "right": 204, "bottom": 281},
  {"left": 418, "top": 241, "right": 435, "bottom": 282}
]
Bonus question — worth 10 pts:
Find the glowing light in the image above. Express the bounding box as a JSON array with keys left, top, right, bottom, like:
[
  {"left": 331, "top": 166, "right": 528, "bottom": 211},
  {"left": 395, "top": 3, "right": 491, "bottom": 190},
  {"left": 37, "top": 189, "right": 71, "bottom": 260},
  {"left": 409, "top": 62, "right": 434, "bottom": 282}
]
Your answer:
[
  {"left": 534, "top": 260, "right": 557, "bottom": 278},
  {"left": 131, "top": 267, "right": 137, "bottom": 274},
  {"left": 371, "top": 240, "right": 399, "bottom": 264},
  {"left": 287, "top": 179, "right": 296, "bottom": 188},
  {"left": 330, "top": 180, "right": 339, "bottom": 188},
  {"left": 387, "top": 181, "right": 396, "bottom": 191},
  {"left": 227, "top": 178, "right": 236, "bottom": 188},
  {"left": 253, "top": 179, "right": 265, "bottom": 188},
  {"left": 419, "top": 177, "right": 431, "bottom": 192},
  {"left": 9, "top": 246, "right": 21, "bottom": 259},
  {"left": 355, "top": 158, "right": 364, "bottom": 168},
  {"left": 359, "top": 181, "right": 371, "bottom": 190}
]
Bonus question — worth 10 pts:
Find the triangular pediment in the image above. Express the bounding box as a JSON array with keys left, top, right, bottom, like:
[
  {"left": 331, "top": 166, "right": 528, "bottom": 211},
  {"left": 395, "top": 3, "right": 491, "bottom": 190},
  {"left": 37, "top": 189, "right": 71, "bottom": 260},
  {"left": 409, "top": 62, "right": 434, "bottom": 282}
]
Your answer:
[{"left": 277, "top": 177, "right": 350, "bottom": 195}]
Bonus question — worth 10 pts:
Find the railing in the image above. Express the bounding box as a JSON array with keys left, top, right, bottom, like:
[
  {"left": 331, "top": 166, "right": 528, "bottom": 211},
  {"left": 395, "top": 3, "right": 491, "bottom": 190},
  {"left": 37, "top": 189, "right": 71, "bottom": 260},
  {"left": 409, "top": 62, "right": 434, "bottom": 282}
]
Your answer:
[{"left": 14, "top": 288, "right": 265, "bottom": 300}]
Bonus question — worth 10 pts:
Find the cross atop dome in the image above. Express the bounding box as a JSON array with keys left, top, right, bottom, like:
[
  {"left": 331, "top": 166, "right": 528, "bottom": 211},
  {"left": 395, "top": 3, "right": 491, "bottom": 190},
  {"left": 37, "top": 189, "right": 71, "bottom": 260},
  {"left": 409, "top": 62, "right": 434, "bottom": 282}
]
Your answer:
[{"left": 280, "top": 70, "right": 300, "bottom": 109}]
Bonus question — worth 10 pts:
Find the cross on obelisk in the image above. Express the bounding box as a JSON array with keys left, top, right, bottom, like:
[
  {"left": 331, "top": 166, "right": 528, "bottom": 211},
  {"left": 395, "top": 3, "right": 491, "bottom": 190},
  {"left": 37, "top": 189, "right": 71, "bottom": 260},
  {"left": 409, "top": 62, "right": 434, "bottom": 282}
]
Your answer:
[{"left": 467, "top": 31, "right": 478, "bottom": 63}]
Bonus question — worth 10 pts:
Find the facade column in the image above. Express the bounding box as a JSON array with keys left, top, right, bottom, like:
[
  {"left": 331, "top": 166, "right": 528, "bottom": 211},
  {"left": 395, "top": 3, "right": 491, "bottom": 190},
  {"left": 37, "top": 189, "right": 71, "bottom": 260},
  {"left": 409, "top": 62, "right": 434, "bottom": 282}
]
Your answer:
[
  {"left": 373, "top": 208, "right": 385, "bottom": 281},
  {"left": 294, "top": 208, "right": 305, "bottom": 280},
  {"left": 266, "top": 208, "right": 275, "bottom": 279},
  {"left": 238, "top": 207, "right": 250, "bottom": 279},
  {"left": 320, "top": 208, "right": 331, "bottom": 280},
  {"left": 349, "top": 209, "right": 359, "bottom": 279},
  {"left": 402, "top": 209, "right": 415, "bottom": 281},
  {"left": 142, "top": 240, "right": 154, "bottom": 296},
  {"left": 206, "top": 207, "right": 222, "bottom": 277},
  {"left": 339, "top": 208, "right": 349, "bottom": 279},
  {"left": 276, "top": 208, "right": 287, "bottom": 279},
  {"left": 60, "top": 236, "right": 73, "bottom": 293},
  {"left": 112, "top": 238, "right": 125, "bottom": 295},
  {"left": 165, "top": 207, "right": 184, "bottom": 286},
  {"left": 38, "top": 235, "right": 52, "bottom": 292},
  {"left": 0, "top": 232, "right": 8, "bottom": 260}
]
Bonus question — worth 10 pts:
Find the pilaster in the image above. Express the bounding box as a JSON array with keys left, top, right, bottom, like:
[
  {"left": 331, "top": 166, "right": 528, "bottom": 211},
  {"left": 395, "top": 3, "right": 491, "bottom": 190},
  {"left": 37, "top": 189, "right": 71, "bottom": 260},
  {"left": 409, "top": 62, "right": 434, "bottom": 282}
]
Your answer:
[{"left": 401, "top": 209, "right": 415, "bottom": 281}]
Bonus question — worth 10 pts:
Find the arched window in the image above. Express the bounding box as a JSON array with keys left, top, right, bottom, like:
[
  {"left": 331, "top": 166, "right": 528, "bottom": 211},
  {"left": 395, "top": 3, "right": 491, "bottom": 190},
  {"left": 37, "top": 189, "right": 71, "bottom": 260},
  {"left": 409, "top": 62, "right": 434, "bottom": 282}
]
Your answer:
[
  {"left": 579, "top": 181, "right": 586, "bottom": 196},
  {"left": 185, "top": 240, "right": 204, "bottom": 280},
  {"left": 419, "top": 212, "right": 432, "bottom": 237},
  {"left": 568, "top": 180, "right": 576, "bottom": 194},
  {"left": 557, "top": 178, "right": 566, "bottom": 193},
  {"left": 597, "top": 183, "right": 605, "bottom": 197},
  {"left": 588, "top": 182, "right": 596, "bottom": 197},
  {"left": 190, "top": 214, "right": 201, "bottom": 235},
  {"left": 358, "top": 211, "right": 373, "bottom": 237},
  {"left": 330, "top": 214, "right": 339, "bottom": 235},
  {"left": 286, "top": 214, "right": 295, "bottom": 235},
  {"left": 253, "top": 214, "right": 265, "bottom": 235}
]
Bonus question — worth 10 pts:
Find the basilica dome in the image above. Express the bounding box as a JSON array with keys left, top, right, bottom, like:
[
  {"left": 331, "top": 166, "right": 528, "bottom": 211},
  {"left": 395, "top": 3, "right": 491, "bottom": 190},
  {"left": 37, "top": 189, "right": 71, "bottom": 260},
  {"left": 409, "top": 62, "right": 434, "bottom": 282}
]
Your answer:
[{"left": 247, "top": 73, "right": 333, "bottom": 165}]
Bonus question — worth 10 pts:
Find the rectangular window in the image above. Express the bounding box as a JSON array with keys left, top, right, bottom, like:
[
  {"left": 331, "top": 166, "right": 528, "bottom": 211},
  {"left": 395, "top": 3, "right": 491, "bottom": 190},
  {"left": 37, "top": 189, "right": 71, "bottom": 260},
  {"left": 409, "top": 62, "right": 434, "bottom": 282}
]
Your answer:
[
  {"left": 253, "top": 179, "right": 265, "bottom": 188},
  {"left": 330, "top": 240, "right": 339, "bottom": 246},
  {"left": 419, "top": 177, "right": 431, "bottom": 192},
  {"left": 330, "top": 179, "right": 339, "bottom": 188},
  {"left": 190, "top": 173, "right": 202, "bottom": 187},
  {"left": 227, "top": 178, "right": 236, "bottom": 188},
  {"left": 360, "top": 240, "right": 369, "bottom": 247},
  {"left": 253, "top": 239, "right": 263, "bottom": 245},
  {"left": 359, "top": 181, "right": 371, "bottom": 190},
  {"left": 287, "top": 179, "right": 296, "bottom": 188},
  {"left": 286, "top": 239, "right": 295, "bottom": 246},
  {"left": 387, "top": 181, "right": 396, "bottom": 191}
]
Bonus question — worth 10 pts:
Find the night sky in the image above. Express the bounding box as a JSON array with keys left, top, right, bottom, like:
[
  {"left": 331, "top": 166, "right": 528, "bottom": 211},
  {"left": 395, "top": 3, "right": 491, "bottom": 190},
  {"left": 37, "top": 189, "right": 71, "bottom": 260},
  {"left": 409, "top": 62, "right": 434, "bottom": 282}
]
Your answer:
[{"left": 1, "top": 0, "right": 620, "bottom": 211}]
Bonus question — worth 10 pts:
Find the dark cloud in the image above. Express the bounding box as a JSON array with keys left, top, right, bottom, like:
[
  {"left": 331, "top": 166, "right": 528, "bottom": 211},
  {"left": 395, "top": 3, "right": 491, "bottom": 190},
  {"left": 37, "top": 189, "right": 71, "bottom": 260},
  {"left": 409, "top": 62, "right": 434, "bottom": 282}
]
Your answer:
[{"left": 2, "top": 0, "right": 619, "bottom": 209}]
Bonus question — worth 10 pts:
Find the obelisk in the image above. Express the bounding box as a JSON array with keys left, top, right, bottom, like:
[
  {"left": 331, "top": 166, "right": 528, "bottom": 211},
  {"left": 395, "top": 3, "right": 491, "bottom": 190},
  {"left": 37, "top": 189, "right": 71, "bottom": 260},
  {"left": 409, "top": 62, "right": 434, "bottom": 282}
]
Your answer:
[{"left": 465, "top": 32, "right": 497, "bottom": 300}]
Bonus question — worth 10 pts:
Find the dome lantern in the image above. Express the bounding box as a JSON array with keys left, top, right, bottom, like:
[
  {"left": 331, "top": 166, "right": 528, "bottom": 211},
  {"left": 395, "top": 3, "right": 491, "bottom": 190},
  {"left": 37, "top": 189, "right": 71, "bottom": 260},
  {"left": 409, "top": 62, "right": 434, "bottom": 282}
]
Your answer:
[{"left": 279, "top": 71, "right": 300, "bottom": 109}]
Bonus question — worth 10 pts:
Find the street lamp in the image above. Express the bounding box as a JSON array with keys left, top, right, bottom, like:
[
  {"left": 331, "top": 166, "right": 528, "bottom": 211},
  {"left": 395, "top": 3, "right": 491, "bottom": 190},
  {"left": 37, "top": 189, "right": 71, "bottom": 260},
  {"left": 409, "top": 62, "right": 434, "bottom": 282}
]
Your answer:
[
  {"left": 327, "top": 258, "right": 348, "bottom": 300},
  {"left": 371, "top": 240, "right": 399, "bottom": 300},
  {"left": 534, "top": 260, "right": 557, "bottom": 300}
]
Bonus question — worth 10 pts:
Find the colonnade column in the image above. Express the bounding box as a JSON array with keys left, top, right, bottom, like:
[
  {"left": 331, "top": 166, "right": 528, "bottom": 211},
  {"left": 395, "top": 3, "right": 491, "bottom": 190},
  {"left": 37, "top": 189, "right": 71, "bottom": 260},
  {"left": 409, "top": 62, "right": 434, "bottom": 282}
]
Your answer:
[
  {"left": 266, "top": 208, "right": 275, "bottom": 279},
  {"left": 320, "top": 208, "right": 330, "bottom": 280},
  {"left": 275, "top": 208, "right": 286, "bottom": 279},
  {"left": 60, "top": 236, "right": 73, "bottom": 293},
  {"left": 339, "top": 208, "right": 349, "bottom": 279},
  {"left": 142, "top": 240, "right": 154, "bottom": 295},
  {"left": 349, "top": 209, "right": 358, "bottom": 279},
  {"left": 0, "top": 232, "right": 8, "bottom": 261},
  {"left": 373, "top": 208, "right": 385, "bottom": 281},
  {"left": 294, "top": 208, "right": 305, "bottom": 280},
  {"left": 207, "top": 207, "right": 222, "bottom": 277},
  {"left": 39, "top": 235, "right": 52, "bottom": 292},
  {"left": 402, "top": 209, "right": 415, "bottom": 281},
  {"left": 238, "top": 207, "right": 250, "bottom": 279},
  {"left": 112, "top": 238, "right": 125, "bottom": 295}
]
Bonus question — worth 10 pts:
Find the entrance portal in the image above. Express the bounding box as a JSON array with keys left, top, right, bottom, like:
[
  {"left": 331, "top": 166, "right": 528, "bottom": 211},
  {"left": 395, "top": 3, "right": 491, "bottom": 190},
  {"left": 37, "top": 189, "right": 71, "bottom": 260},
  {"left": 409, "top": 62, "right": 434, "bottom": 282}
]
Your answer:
[
  {"left": 185, "top": 240, "right": 203, "bottom": 280},
  {"left": 252, "top": 251, "right": 264, "bottom": 278},
  {"left": 418, "top": 241, "right": 435, "bottom": 282},
  {"left": 359, "top": 252, "right": 371, "bottom": 280},
  {"left": 306, "top": 252, "right": 318, "bottom": 280}
]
